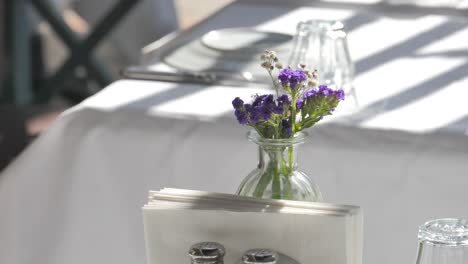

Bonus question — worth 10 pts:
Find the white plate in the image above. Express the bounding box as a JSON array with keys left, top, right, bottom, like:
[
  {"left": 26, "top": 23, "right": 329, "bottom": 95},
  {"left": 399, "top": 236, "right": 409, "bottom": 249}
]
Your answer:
[
  {"left": 161, "top": 28, "right": 293, "bottom": 73},
  {"left": 200, "top": 28, "right": 293, "bottom": 53}
]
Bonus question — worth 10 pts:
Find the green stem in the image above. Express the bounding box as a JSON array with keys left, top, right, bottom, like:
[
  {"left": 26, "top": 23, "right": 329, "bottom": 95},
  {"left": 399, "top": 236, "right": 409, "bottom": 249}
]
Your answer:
[
  {"left": 291, "top": 96, "right": 297, "bottom": 134},
  {"left": 267, "top": 71, "right": 279, "bottom": 97},
  {"left": 253, "top": 149, "right": 277, "bottom": 198},
  {"left": 253, "top": 169, "right": 273, "bottom": 198},
  {"left": 271, "top": 150, "right": 281, "bottom": 199},
  {"left": 283, "top": 177, "right": 294, "bottom": 200},
  {"left": 288, "top": 147, "right": 293, "bottom": 176},
  {"left": 287, "top": 92, "right": 298, "bottom": 172},
  {"left": 254, "top": 148, "right": 296, "bottom": 200},
  {"left": 250, "top": 125, "right": 266, "bottom": 138},
  {"left": 281, "top": 158, "right": 289, "bottom": 176},
  {"left": 286, "top": 146, "right": 295, "bottom": 199}
]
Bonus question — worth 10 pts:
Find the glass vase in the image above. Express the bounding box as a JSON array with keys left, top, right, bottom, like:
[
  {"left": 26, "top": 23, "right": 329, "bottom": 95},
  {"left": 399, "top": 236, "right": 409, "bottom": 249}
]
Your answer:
[
  {"left": 415, "top": 218, "right": 468, "bottom": 264},
  {"left": 236, "top": 130, "right": 323, "bottom": 201}
]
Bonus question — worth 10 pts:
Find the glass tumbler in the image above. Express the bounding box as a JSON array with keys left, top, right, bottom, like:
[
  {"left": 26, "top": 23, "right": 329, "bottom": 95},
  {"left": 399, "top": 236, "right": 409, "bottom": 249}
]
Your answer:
[
  {"left": 415, "top": 218, "right": 468, "bottom": 264},
  {"left": 288, "top": 20, "right": 343, "bottom": 69},
  {"left": 288, "top": 20, "right": 358, "bottom": 108}
]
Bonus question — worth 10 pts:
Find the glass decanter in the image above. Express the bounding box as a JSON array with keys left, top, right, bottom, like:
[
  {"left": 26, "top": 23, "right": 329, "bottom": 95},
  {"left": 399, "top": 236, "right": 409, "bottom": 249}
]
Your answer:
[
  {"left": 236, "top": 130, "right": 323, "bottom": 201},
  {"left": 415, "top": 218, "right": 468, "bottom": 264}
]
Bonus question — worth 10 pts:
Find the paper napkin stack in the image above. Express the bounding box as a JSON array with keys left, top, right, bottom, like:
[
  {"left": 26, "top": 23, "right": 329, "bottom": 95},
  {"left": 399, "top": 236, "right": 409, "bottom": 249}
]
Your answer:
[{"left": 143, "top": 188, "right": 362, "bottom": 264}]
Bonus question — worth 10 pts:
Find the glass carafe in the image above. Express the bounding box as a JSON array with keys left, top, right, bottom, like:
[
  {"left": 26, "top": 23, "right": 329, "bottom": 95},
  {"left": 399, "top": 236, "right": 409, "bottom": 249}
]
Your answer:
[{"left": 415, "top": 218, "right": 468, "bottom": 264}]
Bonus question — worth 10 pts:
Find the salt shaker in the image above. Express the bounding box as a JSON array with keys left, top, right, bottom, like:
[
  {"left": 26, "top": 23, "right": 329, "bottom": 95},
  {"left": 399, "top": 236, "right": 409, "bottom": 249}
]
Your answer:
[{"left": 189, "top": 242, "right": 225, "bottom": 264}]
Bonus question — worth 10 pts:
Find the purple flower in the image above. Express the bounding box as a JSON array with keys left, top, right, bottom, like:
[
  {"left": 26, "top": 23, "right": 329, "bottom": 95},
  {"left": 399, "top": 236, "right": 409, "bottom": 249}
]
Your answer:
[
  {"left": 235, "top": 109, "right": 248, "bottom": 125},
  {"left": 291, "top": 70, "right": 307, "bottom": 88},
  {"left": 232, "top": 97, "right": 244, "bottom": 109},
  {"left": 303, "top": 89, "right": 317, "bottom": 98},
  {"left": 263, "top": 95, "right": 275, "bottom": 111},
  {"left": 252, "top": 95, "right": 265, "bottom": 107},
  {"left": 274, "top": 94, "right": 290, "bottom": 114},
  {"left": 278, "top": 68, "right": 294, "bottom": 84},
  {"left": 318, "top": 85, "right": 332, "bottom": 96},
  {"left": 244, "top": 104, "right": 253, "bottom": 112},
  {"left": 297, "top": 85, "right": 344, "bottom": 121},
  {"left": 249, "top": 108, "right": 261, "bottom": 124},
  {"left": 259, "top": 107, "right": 271, "bottom": 120},
  {"left": 278, "top": 68, "right": 307, "bottom": 89},
  {"left": 252, "top": 94, "right": 274, "bottom": 107},
  {"left": 232, "top": 92, "right": 295, "bottom": 128},
  {"left": 250, "top": 93, "right": 292, "bottom": 121},
  {"left": 297, "top": 89, "right": 317, "bottom": 109},
  {"left": 334, "top": 89, "right": 345, "bottom": 100},
  {"left": 277, "top": 94, "right": 290, "bottom": 105},
  {"left": 296, "top": 99, "right": 304, "bottom": 110},
  {"left": 281, "top": 120, "right": 292, "bottom": 137},
  {"left": 273, "top": 106, "right": 283, "bottom": 114},
  {"left": 264, "top": 94, "right": 274, "bottom": 102}
]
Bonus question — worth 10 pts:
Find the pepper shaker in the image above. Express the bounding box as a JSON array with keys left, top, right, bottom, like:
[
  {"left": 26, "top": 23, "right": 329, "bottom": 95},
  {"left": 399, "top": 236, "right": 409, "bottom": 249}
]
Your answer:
[
  {"left": 241, "top": 249, "right": 301, "bottom": 264},
  {"left": 242, "top": 249, "right": 279, "bottom": 264},
  {"left": 189, "top": 242, "right": 225, "bottom": 264}
]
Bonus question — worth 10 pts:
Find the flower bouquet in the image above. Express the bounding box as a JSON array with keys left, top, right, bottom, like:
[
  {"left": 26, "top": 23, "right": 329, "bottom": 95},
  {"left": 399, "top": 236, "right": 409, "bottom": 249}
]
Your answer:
[{"left": 233, "top": 50, "right": 344, "bottom": 201}]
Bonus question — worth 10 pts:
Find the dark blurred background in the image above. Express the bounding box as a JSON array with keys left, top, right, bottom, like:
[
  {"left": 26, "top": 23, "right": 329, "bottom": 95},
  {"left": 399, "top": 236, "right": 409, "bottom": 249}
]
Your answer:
[{"left": 0, "top": 0, "right": 234, "bottom": 171}]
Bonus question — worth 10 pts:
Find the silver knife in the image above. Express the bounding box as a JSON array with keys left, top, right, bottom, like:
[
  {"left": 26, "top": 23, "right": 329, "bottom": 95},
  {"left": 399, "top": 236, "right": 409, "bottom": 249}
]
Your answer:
[{"left": 121, "top": 67, "right": 269, "bottom": 87}]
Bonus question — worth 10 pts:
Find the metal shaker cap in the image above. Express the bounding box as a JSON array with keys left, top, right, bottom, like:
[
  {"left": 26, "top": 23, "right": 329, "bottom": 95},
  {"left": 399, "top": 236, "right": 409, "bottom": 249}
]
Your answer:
[
  {"left": 242, "top": 249, "right": 279, "bottom": 264},
  {"left": 189, "top": 242, "right": 225, "bottom": 263}
]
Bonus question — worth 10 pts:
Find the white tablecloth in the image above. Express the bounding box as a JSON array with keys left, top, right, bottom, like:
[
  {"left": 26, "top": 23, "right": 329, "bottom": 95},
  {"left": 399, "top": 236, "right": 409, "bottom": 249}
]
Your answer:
[{"left": 2, "top": 1, "right": 468, "bottom": 264}]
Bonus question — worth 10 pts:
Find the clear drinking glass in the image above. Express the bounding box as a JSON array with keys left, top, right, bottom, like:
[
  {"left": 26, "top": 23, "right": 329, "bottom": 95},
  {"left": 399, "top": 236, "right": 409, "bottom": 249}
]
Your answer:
[
  {"left": 289, "top": 20, "right": 358, "bottom": 108},
  {"left": 415, "top": 218, "right": 468, "bottom": 264},
  {"left": 288, "top": 20, "right": 343, "bottom": 72}
]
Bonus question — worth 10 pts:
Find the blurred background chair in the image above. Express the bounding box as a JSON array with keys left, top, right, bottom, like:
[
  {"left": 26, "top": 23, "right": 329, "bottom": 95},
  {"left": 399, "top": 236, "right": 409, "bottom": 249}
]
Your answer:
[
  {"left": 0, "top": 0, "right": 4, "bottom": 99},
  {"left": 0, "top": 106, "right": 28, "bottom": 171},
  {"left": 0, "top": 0, "right": 179, "bottom": 172},
  {"left": 0, "top": 0, "right": 179, "bottom": 106}
]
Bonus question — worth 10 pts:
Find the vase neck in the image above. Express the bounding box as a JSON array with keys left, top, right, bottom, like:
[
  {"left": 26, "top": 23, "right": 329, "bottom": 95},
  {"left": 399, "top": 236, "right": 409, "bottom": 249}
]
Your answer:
[{"left": 257, "top": 144, "right": 299, "bottom": 170}]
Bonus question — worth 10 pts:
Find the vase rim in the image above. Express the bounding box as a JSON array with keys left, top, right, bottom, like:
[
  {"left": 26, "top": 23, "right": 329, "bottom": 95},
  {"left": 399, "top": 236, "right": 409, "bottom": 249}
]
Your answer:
[{"left": 247, "top": 130, "right": 308, "bottom": 146}]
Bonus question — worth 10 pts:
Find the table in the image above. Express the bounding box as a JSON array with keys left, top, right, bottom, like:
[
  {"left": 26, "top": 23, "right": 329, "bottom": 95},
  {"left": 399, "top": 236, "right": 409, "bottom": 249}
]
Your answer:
[{"left": 1, "top": 1, "right": 468, "bottom": 264}]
